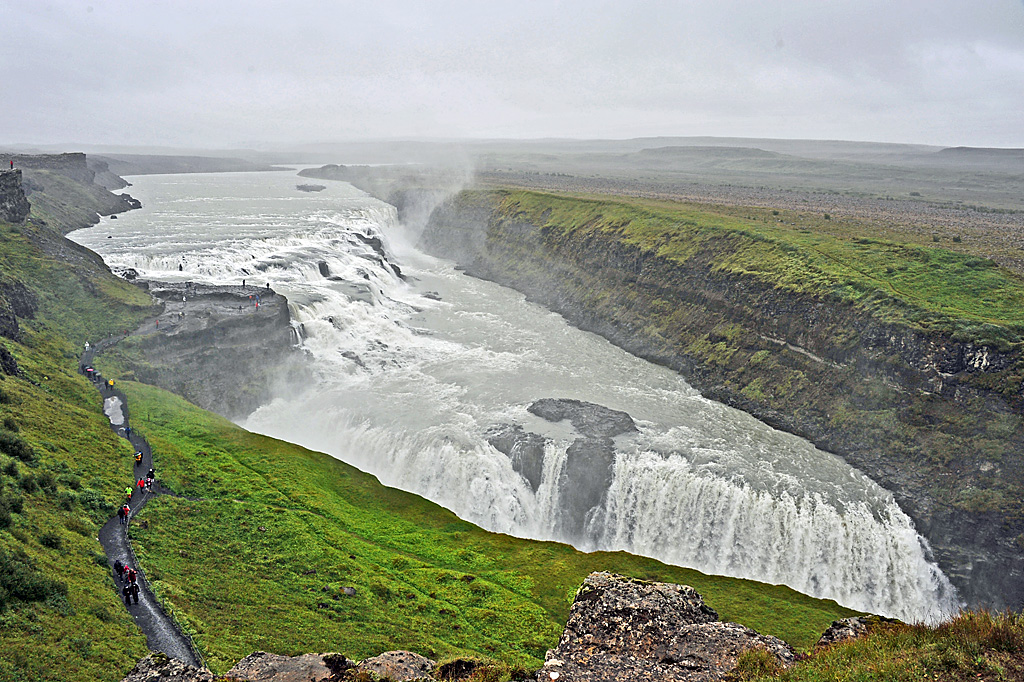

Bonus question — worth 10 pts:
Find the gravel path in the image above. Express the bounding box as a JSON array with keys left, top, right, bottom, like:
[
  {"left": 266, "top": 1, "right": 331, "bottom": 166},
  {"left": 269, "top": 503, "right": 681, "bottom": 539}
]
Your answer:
[{"left": 81, "top": 337, "right": 201, "bottom": 668}]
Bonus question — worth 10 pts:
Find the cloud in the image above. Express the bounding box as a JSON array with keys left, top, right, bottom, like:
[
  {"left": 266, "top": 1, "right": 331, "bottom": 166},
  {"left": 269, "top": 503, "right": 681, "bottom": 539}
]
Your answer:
[{"left": 1, "top": 0, "right": 1021, "bottom": 147}]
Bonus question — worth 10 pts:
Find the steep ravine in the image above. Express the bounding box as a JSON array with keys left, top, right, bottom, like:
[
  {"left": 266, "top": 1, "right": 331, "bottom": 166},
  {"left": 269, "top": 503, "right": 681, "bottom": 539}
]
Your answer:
[{"left": 419, "top": 189, "right": 1024, "bottom": 613}]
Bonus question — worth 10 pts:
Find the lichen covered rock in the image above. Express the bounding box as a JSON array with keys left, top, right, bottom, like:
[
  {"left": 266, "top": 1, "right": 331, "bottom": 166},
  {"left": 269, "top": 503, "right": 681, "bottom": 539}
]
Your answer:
[{"left": 537, "top": 572, "right": 794, "bottom": 681}]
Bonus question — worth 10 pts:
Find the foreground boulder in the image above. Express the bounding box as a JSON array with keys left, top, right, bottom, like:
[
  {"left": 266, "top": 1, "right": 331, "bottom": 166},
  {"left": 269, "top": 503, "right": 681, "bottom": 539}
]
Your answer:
[
  {"left": 226, "top": 650, "right": 351, "bottom": 680},
  {"left": 119, "top": 653, "right": 213, "bottom": 682},
  {"left": 536, "top": 572, "right": 795, "bottom": 681},
  {"left": 357, "top": 650, "right": 436, "bottom": 681}
]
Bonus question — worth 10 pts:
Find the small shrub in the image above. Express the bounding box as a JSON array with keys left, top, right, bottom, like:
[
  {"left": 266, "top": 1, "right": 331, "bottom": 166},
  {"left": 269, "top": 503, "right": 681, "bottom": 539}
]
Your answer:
[
  {"left": 2, "top": 459, "right": 17, "bottom": 477},
  {"left": 823, "top": 213, "right": 831, "bottom": 220},
  {"left": 0, "top": 548, "right": 68, "bottom": 606},
  {"left": 0, "top": 506, "right": 9, "bottom": 529},
  {"left": 37, "top": 471, "right": 57, "bottom": 494},
  {"left": 58, "top": 473, "right": 81, "bottom": 490},
  {"left": 0, "top": 431, "right": 34, "bottom": 463},
  {"left": 2, "top": 417, "right": 17, "bottom": 432},
  {"left": 2, "top": 492, "right": 23, "bottom": 514},
  {"left": 38, "top": 532, "right": 62, "bottom": 550},
  {"left": 731, "top": 647, "right": 784, "bottom": 679},
  {"left": 69, "top": 637, "right": 92, "bottom": 658},
  {"left": 57, "top": 490, "right": 77, "bottom": 511},
  {"left": 953, "top": 235, "right": 962, "bottom": 243},
  {"left": 933, "top": 234, "right": 940, "bottom": 242},
  {"left": 0, "top": 388, "right": 10, "bottom": 404},
  {"left": 18, "top": 475, "right": 38, "bottom": 493}
]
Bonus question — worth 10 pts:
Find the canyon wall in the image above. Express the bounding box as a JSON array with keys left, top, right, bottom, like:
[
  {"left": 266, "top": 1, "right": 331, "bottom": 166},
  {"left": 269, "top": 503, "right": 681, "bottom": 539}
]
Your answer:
[{"left": 420, "top": 189, "right": 1024, "bottom": 613}]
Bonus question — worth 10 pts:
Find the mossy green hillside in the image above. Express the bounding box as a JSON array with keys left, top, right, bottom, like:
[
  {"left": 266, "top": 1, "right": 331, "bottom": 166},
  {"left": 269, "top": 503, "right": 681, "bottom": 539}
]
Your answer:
[
  {"left": 106, "top": 380, "right": 857, "bottom": 674},
  {"left": 495, "top": 190, "right": 1024, "bottom": 344},
  {"left": 0, "top": 219, "right": 155, "bottom": 681}
]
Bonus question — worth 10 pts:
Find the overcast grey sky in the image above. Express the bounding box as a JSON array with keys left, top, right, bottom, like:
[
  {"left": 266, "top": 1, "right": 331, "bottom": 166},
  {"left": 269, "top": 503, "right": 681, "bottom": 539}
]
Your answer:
[{"left": 2, "top": 0, "right": 1023, "bottom": 149}]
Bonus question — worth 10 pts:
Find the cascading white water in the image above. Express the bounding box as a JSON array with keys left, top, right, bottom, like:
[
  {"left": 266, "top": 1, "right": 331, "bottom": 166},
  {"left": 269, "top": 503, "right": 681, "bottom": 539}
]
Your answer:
[{"left": 69, "top": 170, "right": 960, "bottom": 623}]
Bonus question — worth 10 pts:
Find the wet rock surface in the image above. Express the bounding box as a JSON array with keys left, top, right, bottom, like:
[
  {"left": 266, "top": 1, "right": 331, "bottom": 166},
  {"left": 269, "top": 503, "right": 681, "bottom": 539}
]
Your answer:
[
  {"left": 537, "top": 572, "right": 795, "bottom": 681},
  {"left": 528, "top": 398, "right": 638, "bottom": 439},
  {"left": 487, "top": 423, "right": 547, "bottom": 491},
  {"left": 489, "top": 399, "right": 638, "bottom": 534},
  {"left": 122, "top": 280, "right": 311, "bottom": 420}
]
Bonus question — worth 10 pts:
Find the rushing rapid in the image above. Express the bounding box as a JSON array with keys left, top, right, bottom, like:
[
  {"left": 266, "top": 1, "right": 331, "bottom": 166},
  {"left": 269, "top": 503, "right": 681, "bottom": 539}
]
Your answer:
[{"left": 69, "top": 171, "right": 960, "bottom": 622}]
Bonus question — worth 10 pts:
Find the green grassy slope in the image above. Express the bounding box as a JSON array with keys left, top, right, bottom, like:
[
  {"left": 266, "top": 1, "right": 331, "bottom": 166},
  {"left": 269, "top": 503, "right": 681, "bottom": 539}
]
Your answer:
[
  {"left": 733, "top": 612, "right": 1024, "bottom": 682},
  {"left": 106, "top": 379, "right": 856, "bottom": 674},
  {"left": 0, "top": 219, "right": 154, "bottom": 681}
]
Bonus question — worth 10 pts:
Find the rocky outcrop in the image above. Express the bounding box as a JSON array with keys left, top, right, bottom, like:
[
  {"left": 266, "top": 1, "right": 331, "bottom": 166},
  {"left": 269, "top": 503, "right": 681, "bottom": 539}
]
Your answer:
[
  {"left": 119, "top": 653, "right": 214, "bottom": 682},
  {"left": 358, "top": 650, "right": 436, "bottom": 681},
  {"left": 11, "top": 153, "right": 140, "bottom": 233},
  {"left": 0, "top": 274, "right": 37, "bottom": 341},
  {"left": 120, "top": 650, "right": 428, "bottom": 682},
  {"left": 536, "top": 572, "right": 795, "bottom": 681},
  {"left": 422, "top": 189, "right": 1024, "bottom": 612},
  {"left": 0, "top": 169, "right": 31, "bottom": 223},
  {"left": 226, "top": 651, "right": 352, "bottom": 680},
  {"left": 488, "top": 398, "right": 638, "bottom": 536},
  {"left": 120, "top": 282, "right": 310, "bottom": 420}
]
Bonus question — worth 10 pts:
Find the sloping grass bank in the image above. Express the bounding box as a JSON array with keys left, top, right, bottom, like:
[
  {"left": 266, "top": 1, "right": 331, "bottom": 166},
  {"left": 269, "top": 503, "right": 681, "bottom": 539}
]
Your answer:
[
  {"left": 0, "top": 218, "right": 154, "bottom": 681},
  {"left": 111, "top": 380, "right": 856, "bottom": 674},
  {"left": 734, "top": 611, "right": 1024, "bottom": 681}
]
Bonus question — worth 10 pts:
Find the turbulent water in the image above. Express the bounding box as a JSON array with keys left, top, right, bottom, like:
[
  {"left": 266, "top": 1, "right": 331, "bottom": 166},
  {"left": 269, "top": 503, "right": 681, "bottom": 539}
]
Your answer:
[{"left": 69, "top": 170, "right": 960, "bottom": 622}]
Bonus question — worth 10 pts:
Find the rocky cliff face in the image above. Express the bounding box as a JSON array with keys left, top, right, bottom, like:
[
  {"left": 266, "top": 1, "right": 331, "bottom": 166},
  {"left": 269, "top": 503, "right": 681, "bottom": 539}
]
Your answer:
[
  {"left": 421, "top": 190, "right": 1024, "bottom": 612},
  {"left": 0, "top": 169, "right": 31, "bottom": 223},
  {"left": 10, "top": 153, "right": 140, "bottom": 233},
  {"left": 117, "top": 282, "right": 310, "bottom": 420}
]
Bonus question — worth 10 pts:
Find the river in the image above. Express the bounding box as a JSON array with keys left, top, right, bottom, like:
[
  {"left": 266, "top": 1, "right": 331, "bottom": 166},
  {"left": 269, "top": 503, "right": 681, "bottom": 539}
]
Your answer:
[{"left": 68, "top": 169, "right": 959, "bottom": 622}]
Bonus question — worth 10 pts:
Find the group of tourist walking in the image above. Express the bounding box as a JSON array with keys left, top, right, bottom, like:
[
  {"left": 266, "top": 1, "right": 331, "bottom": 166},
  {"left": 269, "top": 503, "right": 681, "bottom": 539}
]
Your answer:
[{"left": 82, "top": 347, "right": 157, "bottom": 612}]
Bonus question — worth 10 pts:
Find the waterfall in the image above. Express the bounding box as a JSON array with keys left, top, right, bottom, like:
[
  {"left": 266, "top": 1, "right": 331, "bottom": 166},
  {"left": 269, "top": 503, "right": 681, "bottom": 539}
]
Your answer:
[{"left": 68, "top": 170, "right": 961, "bottom": 624}]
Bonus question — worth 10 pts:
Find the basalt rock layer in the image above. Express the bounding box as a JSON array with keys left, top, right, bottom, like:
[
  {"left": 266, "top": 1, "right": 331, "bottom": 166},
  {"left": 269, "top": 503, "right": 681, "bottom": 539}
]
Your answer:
[
  {"left": 114, "top": 282, "right": 310, "bottom": 420},
  {"left": 420, "top": 188, "right": 1024, "bottom": 612}
]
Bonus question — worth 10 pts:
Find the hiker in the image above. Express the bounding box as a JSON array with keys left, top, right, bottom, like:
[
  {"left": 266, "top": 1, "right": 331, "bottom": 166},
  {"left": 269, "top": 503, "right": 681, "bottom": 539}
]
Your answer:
[
  {"left": 147, "top": 467, "right": 155, "bottom": 480},
  {"left": 242, "top": 279, "right": 246, "bottom": 287},
  {"left": 117, "top": 505, "right": 127, "bottom": 525},
  {"left": 122, "top": 582, "right": 133, "bottom": 607},
  {"left": 84, "top": 341, "right": 90, "bottom": 351},
  {"left": 178, "top": 263, "right": 183, "bottom": 272},
  {"left": 122, "top": 504, "right": 131, "bottom": 522},
  {"left": 113, "top": 559, "right": 124, "bottom": 581},
  {"left": 124, "top": 486, "right": 133, "bottom": 501},
  {"left": 137, "top": 478, "right": 145, "bottom": 493},
  {"left": 107, "top": 378, "right": 115, "bottom": 389},
  {"left": 156, "top": 318, "right": 159, "bottom": 329},
  {"left": 130, "top": 581, "right": 140, "bottom": 604},
  {"left": 134, "top": 451, "right": 143, "bottom": 466}
]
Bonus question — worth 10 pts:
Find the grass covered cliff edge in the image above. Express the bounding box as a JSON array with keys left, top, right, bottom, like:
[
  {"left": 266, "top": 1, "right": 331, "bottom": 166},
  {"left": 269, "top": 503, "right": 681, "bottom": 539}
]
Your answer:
[{"left": 421, "top": 188, "right": 1024, "bottom": 613}]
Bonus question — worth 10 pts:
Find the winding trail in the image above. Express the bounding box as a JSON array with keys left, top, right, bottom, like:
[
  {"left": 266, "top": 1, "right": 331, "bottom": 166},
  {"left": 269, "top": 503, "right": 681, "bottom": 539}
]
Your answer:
[{"left": 81, "top": 336, "right": 201, "bottom": 668}]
